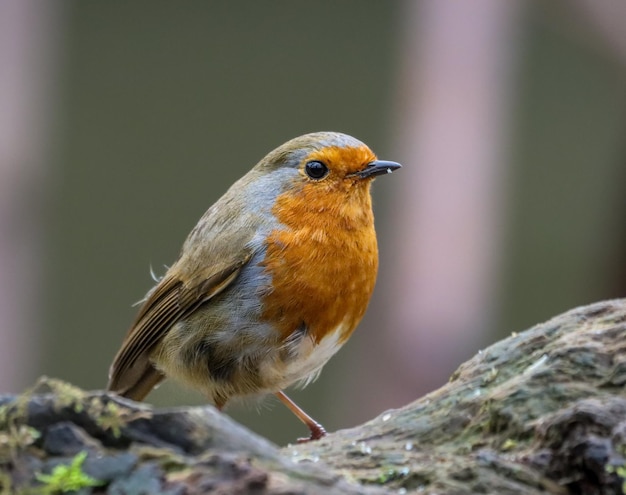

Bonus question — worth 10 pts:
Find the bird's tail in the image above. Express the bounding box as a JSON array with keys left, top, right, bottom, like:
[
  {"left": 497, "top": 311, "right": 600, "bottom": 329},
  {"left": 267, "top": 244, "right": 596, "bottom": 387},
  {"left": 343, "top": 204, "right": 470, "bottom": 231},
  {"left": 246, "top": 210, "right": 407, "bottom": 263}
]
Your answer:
[{"left": 107, "top": 365, "right": 165, "bottom": 402}]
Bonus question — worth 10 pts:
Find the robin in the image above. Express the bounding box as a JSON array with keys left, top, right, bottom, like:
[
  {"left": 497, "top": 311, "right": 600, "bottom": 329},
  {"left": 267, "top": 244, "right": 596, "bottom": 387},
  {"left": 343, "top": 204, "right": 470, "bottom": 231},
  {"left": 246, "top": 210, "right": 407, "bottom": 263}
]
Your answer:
[{"left": 107, "top": 131, "right": 400, "bottom": 441}]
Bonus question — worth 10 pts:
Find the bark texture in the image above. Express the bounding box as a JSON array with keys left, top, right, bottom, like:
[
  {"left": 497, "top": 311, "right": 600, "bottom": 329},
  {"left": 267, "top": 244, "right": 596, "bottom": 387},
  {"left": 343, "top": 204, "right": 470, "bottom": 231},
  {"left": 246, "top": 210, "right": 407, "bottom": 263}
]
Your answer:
[{"left": 1, "top": 299, "right": 625, "bottom": 494}]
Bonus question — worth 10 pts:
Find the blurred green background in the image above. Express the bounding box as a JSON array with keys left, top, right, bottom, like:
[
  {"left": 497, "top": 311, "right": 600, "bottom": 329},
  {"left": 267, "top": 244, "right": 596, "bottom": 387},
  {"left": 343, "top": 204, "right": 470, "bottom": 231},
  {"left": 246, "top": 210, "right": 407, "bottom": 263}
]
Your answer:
[{"left": 1, "top": 1, "right": 625, "bottom": 445}]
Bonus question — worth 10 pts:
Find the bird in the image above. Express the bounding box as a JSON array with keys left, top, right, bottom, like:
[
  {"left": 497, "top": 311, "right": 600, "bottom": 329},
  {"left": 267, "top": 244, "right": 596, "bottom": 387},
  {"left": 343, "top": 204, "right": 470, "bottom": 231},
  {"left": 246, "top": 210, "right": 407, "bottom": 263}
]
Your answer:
[{"left": 107, "top": 131, "right": 401, "bottom": 442}]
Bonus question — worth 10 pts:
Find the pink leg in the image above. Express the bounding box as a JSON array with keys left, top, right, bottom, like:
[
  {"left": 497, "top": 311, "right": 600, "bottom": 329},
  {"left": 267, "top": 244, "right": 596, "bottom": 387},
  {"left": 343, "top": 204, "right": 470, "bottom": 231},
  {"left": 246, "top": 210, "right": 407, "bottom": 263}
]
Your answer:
[{"left": 275, "top": 391, "right": 327, "bottom": 442}]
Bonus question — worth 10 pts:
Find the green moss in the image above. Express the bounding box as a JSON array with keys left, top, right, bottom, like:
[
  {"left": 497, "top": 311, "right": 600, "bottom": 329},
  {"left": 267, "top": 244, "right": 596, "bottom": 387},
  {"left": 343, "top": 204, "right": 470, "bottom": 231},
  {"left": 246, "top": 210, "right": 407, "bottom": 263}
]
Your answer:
[
  {"left": 35, "top": 451, "right": 103, "bottom": 494},
  {"left": 0, "top": 421, "right": 41, "bottom": 463},
  {"left": 361, "top": 465, "right": 411, "bottom": 486},
  {"left": 35, "top": 377, "right": 86, "bottom": 414},
  {"left": 90, "top": 399, "right": 124, "bottom": 438},
  {"left": 606, "top": 464, "right": 626, "bottom": 493},
  {"left": 0, "top": 378, "right": 92, "bottom": 464},
  {"left": 501, "top": 438, "right": 518, "bottom": 451},
  {"left": 0, "top": 470, "right": 13, "bottom": 495}
]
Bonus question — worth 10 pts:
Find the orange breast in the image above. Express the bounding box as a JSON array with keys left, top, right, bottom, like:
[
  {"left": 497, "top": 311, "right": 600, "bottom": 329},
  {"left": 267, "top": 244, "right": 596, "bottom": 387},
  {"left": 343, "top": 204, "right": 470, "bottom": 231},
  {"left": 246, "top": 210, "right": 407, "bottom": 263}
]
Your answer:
[{"left": 260, "top": 181, "right": 379, "bottom": 344}]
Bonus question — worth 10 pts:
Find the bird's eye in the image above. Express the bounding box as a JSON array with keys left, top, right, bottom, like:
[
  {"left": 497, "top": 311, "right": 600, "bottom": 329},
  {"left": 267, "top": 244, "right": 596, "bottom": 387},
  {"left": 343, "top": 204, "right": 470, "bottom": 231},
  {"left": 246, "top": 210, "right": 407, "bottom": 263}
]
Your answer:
[{"left": 304, "top": 161, "right": 329, "bottom": 180}]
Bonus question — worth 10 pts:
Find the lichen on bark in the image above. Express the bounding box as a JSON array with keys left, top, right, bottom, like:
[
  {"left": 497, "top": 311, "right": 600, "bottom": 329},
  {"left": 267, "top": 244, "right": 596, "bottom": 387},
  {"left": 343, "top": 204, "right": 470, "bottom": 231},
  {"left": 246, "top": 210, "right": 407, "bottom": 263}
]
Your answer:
[{"left": 1, "top": 299, "right": 625, "bottom": 494}]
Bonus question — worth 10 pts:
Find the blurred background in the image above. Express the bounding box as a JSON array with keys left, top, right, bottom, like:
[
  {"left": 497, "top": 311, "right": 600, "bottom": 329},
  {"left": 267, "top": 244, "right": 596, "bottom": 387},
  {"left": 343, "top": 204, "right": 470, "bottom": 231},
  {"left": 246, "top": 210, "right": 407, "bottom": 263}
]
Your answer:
[{"left": 1, "top": 0, "right": 625, "bottom": 445}]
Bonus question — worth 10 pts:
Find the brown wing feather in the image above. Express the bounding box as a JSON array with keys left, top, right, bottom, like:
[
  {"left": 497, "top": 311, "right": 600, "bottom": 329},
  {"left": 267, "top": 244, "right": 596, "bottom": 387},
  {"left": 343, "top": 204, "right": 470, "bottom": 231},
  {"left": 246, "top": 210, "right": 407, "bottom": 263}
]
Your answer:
[{"left": 107, "top": 257, "right": 249, "bottom": 400}]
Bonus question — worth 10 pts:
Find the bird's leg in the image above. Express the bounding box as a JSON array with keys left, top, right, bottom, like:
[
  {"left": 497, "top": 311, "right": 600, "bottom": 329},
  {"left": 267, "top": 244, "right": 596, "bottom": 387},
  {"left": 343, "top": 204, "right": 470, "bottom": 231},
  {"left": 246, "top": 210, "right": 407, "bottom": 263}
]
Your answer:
[{"left": 275, "top": 391, "right": 326, "bottom": 442}]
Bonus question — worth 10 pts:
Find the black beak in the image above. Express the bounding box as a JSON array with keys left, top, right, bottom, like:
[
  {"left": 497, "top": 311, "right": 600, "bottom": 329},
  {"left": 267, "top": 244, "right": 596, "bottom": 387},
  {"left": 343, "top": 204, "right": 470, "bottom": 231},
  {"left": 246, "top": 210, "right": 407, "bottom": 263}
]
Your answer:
[{"left": 351, "top": 160, "right": 402, "bottom": 179}]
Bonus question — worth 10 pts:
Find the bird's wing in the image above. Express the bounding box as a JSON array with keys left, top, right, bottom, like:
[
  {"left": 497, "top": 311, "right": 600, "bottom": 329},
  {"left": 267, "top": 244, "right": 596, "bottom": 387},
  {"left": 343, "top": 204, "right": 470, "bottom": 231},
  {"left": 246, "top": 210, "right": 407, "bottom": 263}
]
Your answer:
[{"left": 107, "top": 255, "right": 251, "bottom": 400}]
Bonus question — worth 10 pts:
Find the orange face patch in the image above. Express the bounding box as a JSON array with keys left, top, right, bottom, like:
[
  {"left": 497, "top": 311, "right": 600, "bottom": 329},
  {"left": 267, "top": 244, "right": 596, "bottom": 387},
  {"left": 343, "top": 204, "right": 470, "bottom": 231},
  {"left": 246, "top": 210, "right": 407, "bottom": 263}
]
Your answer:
[{"left": 304, "top": 145, "right": 377, "bottom": 178}]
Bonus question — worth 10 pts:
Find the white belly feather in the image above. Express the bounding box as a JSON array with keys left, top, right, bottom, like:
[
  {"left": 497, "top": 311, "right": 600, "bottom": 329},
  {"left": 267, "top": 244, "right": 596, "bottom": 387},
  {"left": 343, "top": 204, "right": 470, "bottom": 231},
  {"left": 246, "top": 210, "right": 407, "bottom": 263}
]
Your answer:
[{"left": 265, "top": 319, "right": 349, "bottom": 390}]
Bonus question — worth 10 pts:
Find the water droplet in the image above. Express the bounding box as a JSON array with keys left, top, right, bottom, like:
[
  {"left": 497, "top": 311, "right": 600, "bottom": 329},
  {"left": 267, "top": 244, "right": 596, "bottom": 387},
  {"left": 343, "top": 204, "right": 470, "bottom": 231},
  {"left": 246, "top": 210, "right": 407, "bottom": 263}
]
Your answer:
[
  {"left": 404, "top": 441, "right": 413, "bottom": 451},
  {"left": 382, "top": 413, "right": 392, "bottom": 422},
  {"left": 524, "top": 354, "right": 549, "bottom": 375},
  {"left": 360, "top": 442, "right": 372, "bottom": 454}
]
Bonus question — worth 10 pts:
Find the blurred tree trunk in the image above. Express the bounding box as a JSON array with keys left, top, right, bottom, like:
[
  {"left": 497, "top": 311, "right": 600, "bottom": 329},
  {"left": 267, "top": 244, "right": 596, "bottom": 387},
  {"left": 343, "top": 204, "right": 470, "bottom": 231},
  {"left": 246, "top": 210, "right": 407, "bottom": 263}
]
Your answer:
[
  {"left": 346, "top": 0, "right": 525, "bottom": 418},
  {"left": 0, "top": 1, "right": 62, "bottom": 391}
]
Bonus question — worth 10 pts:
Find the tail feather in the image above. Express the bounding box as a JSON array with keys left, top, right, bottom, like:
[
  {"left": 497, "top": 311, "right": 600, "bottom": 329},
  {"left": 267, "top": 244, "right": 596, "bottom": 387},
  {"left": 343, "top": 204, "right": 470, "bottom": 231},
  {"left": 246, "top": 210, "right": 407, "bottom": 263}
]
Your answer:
[{"left": 107, "top": 364, "right": 165, "bottom": 402}]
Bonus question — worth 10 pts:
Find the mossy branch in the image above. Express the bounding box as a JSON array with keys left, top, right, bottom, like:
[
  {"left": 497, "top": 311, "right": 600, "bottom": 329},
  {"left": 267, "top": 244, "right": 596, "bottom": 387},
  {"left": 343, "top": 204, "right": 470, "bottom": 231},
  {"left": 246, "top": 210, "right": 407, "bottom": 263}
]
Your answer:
[{"left": 1, "top": 300, "right": 625, "bottom": 494}]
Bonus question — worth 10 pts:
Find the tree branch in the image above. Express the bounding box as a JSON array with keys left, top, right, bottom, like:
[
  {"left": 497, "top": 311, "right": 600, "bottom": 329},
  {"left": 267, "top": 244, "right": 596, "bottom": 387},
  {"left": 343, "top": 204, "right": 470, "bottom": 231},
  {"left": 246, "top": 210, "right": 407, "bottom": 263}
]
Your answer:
[{"left": 1, "top": 299, "right": 625, "bottom": 494}]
